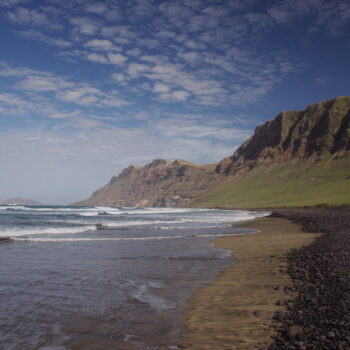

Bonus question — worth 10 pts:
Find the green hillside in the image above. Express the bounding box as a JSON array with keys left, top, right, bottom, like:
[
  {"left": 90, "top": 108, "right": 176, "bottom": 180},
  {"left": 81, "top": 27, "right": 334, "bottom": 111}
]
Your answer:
[{"left": 190, "top": 155, "right": 350, "bottom": 209}]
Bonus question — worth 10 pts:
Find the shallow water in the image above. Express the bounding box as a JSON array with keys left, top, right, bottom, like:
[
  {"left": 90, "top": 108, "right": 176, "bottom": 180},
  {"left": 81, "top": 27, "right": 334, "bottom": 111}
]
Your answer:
[{"left": 0, "top": 206, "right": 267, "bottom": 350}]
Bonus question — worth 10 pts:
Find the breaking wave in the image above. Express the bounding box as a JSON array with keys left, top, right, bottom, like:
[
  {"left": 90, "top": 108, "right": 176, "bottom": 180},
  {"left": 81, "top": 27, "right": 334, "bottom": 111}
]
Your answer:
[
  {"left": 0, "top": 225, "right": 97, "bottom": 237},
  {"left": 14, "top": 233, "right": 223, "bottom": 242}
]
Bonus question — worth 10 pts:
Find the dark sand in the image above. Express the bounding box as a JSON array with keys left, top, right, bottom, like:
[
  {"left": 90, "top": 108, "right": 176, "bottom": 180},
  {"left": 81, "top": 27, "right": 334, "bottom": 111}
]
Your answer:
[{"left": 183, "top": 216, "right": 320, "bottom": 349}]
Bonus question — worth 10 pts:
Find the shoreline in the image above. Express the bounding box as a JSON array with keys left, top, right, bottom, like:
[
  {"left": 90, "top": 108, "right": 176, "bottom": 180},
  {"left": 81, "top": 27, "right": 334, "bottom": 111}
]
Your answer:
[{"left": 181, "top": 216, "right": 321, "bottom": 349}]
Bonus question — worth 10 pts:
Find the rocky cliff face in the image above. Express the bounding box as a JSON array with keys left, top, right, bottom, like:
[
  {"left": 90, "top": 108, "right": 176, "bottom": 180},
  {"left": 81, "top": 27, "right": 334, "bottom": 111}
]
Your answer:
[
  {"left": 75, "top": 95, "right": 350, "bottom": 207},
  {"left": 75, "top": 159, "right": 222, "bottom": 207},
  {"left": 216, "top": 96, "right": 350, "bottom": 176}
]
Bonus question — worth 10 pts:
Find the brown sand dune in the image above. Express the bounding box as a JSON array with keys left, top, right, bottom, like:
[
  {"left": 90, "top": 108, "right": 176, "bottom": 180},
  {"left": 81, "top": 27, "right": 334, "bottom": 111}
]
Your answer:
[{"left": 183, "top": 217, "right": 320, "bottom": 350}]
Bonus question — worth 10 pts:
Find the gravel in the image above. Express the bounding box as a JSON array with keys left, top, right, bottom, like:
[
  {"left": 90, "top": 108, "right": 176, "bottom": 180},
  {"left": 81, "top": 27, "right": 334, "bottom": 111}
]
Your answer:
[{"left": 268, "top": 206, "right": 350, "bottom": 350}]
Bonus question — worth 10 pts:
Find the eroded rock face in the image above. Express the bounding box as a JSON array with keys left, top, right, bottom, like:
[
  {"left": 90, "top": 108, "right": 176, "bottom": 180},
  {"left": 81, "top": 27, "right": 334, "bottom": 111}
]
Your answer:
[
  {"left": 75, "top": 160, "right": 222, "bottom": 207},
  {"left": 216, "top": 96, "right": 350, "bottom": 176}
]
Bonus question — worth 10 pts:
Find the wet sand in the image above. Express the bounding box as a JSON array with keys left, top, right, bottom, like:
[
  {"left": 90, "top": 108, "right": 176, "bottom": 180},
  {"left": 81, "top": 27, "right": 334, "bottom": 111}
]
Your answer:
[{"left": 183, "top": 217, "right": 321, "bottom": 350}]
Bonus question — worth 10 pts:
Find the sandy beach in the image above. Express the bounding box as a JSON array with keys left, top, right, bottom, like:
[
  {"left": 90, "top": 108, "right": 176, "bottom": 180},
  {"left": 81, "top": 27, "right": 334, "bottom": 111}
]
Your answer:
[{"left": 183, "top": 216, "right": 321, "bottom": 350}]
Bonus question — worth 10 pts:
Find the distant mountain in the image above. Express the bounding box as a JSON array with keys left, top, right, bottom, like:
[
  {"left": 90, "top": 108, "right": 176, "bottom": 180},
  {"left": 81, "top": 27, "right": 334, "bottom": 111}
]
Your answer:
[
  {"left": 75, "top": 96, "right": 350, "bottom": 208},
  {"left": 0, "top": 198, "right": 42, "bottom": 205},
  {"left": 74, "top": 159, "right": 223, "bottom": 207}
]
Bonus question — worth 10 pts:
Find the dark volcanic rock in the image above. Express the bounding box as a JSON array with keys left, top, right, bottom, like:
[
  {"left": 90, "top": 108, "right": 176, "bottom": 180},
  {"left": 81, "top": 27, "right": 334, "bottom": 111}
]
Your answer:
[
  {"left": 287, "top": 325, "right": 303, "bottom": 339},
  {"left": 0, "top": 237, "right": 13, "bottom": 242},
  {"left": 268, "top": 206, "right": 350, "bottom": 349}
]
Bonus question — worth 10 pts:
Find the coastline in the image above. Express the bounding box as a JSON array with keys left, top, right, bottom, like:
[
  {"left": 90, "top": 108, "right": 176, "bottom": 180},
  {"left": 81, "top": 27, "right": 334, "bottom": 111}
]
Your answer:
[{"left": 182, "top": 216, "right": 321, "bottom": 349}]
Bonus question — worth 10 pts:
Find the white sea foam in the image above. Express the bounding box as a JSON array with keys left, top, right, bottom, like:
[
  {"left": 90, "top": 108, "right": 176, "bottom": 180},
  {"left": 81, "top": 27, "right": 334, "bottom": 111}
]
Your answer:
[
  {"left": 0, "top": 205, "right": 27, "bottom": 210},
  {"left": 102, "top": 219, "right": 187, "bottom": 227},
  {"left": 154, "top": 225, "right": 227, "bottom": 230},
  {"left": 13, "top": 233, "right": 224, "bottom": 242},
  {"left": 0, "top": 206, "right": 268, "bottom": 240},
  {"left": 0, "top": 225, "right": 97, "bottom": 237},
  {"left": 78, "top": 211, "right": 102, "bottom": 216},
  {"left": 128, "top": 283, "right": 175, "bottom": 310}
]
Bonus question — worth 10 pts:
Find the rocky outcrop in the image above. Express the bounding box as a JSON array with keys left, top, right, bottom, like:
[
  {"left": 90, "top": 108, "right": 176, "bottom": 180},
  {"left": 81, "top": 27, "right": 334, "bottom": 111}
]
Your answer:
[
  {"left": 217, "top": 96, "right": 350, "bottom": 176},
  {"left": 75, "top": 159, "right": 222, "bottom": 207}
]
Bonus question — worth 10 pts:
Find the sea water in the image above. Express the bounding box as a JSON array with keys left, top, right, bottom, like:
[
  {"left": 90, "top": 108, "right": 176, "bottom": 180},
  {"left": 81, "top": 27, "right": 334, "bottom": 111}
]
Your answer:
[{"left": 0, "top": 205, "right": 267, "bottom": 350}]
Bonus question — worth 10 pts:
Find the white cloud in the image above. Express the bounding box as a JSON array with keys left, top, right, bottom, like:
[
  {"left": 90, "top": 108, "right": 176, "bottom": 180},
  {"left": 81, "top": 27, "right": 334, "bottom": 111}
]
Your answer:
[
  {"left": 49, "top": 110, "right": 81, "bottom": 119},
  {"left": 132, "top": 0, "right": 157, "bottom": 18},
  {"left": 85, "top": 3, "right": 108, "bottom": 15},
  {"left": 85, "top": 52, "right": 127, "bottom": 65},
  {"left": 127, "top": 62, "right": 150, "bottom": 76},
  {"left": 56, "top": 87, "right": 100, "bottom": 105},
  {"left": 267, "top": 0, "right": 350, "bottom": 35},
  {"left": 101, "top": 95, "right": 130, "bottom": 107},
  {"left": 101, "top": 25, "right": 137, "bottom": 42},
  {"left": 55, "top": 85, "right": 129, "bottom": 108},
  {"left": 126, "top": 48, "right": 141, "bottom": 57},
  {"left": 84, "top": 39, "right": 113, "bottom": 50},
  {"left": 0, "top": 116, "right": 249, "bottom": 203},
  {"left": 69, "top": 17, "right": 99, "bottom": 35},
  {"left": 17, "top": 75, "right": 72, "bottom": 91},
  {"left": 158, "top": 90, "right": 191, "bottom": 102},
  {"left": 178, "top": 51, "right": 200, "bottom": 64},
  {"left": 171, "top": 90, "right": 190, "bottom": 101},
  {"left": 107, "top": 52, "right": 127, "bottom": 64},
  {"left": 104, "top": 8, "right": 121, "bottom": 21},
  {"left": 158, "top": 1, "right": 194, "bottom": 27},
  {"left": 17, "top": 30, "right": 72, "bottom": 47},
  {"left": 153, "top": 82, "right": 171, "bottom": 93},
  {"left": 138, "top": 38, "right": 160, "bottom": 48},
  {"left": 1, "top": 61, "right": 130, "bottom": 109},
  {"left": 86, "top": 52, "right": 109, "bottom": 64},
  {"left": 7, "top": 7, "right": 49, "bottom": 25},
  {"left": 184, "top": 39, "right": 206, "bottom": 50},
  {"left": 0, "top": 0, "right": 29, "bottom": 7},
  {"left": 0, "top": 93, "right": 28, "bottom": 107},
  {"left": 112, "top": 72, "right": 128, "bottom": 82},
  {"left": 202, "top": 5, "right": 230, "bottom": 18},
  {"left": 155, "top": 30, "right": 176, "bottom": 39}
]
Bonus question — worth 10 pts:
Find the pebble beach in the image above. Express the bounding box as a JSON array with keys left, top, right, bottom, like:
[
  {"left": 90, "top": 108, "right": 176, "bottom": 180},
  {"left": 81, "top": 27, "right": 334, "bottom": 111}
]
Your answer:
[{"left": 183, "top": 207, "right": 350, "bottom": 349}]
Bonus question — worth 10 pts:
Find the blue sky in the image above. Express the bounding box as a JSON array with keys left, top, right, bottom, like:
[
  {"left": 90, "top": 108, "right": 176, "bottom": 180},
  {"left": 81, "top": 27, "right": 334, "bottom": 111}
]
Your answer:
[{"left": 0, "top": 0, "right": 349, "bottom": 204}]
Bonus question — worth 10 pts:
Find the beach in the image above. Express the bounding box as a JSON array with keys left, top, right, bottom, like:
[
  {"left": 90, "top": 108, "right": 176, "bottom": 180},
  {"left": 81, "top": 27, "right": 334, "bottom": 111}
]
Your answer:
[
  {"left": 2, "top": 206, "right": 349, "bottom": 349},
  {"left": 0, "top": 206, "right": 264, "bottom": 350},
  {"left": 183, "top": 216, "right": 321, "bottom": 349}
]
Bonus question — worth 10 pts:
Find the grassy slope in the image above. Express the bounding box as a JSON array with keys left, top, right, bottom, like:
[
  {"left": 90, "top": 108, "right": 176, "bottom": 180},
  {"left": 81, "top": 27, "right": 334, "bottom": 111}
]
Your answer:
[{"left": 190, "top": 155, "right": 350, "bottom": 209}]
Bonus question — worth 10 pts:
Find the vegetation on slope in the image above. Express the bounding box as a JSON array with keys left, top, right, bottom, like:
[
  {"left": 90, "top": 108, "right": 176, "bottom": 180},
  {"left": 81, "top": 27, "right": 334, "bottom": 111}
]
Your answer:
[{"left": 190, "top": 155, "right": 350, "bottom": 209}]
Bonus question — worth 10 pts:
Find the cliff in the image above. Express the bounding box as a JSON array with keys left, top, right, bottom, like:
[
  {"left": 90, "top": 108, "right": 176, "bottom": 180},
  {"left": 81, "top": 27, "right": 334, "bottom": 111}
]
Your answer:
[
  {"left": 75, "top": 95, "right": 350, "bottom": 208},
  {"left": 216, "top": 96, "right": 350, "bottom": 176},
  {"left": 75, "top": 159, "right": 222, "bottom": 207}
]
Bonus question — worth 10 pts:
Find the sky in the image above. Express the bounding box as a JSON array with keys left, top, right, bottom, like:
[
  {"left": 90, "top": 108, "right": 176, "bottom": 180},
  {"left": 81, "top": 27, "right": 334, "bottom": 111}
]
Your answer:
[{"left": 0, "top": 0, "right": 349, "bottom": 204}]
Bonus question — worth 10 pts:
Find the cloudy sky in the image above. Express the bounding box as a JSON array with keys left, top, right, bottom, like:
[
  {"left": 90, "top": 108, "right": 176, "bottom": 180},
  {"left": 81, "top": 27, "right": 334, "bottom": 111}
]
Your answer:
[{"left": 0, "top": 0, "right": 349, "bottom": 204}]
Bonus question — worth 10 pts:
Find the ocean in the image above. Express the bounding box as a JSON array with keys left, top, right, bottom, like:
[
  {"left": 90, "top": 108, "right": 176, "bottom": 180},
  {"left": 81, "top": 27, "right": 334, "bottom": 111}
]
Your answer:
[{"left": 0, "top": 205, "right": 267, "bottom": 350}]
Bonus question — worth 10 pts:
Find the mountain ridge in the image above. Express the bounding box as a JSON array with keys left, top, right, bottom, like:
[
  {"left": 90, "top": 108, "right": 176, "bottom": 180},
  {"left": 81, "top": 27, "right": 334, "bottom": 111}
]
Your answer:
[
  {"left": 216, "top": 96, "right": 350, "bottom": 177},
  {"left": 75, "top": 95, "right": 350, "bottom": 208},
  {"left": 75, "top": 159, "right": 222, "bottom": 207}
]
